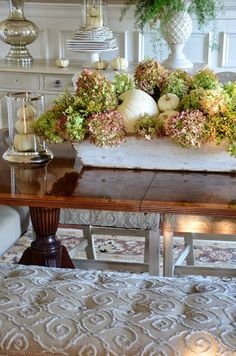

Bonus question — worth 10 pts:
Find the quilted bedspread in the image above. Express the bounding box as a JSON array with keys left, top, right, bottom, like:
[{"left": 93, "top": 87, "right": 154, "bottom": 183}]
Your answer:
[{"left": 0, "top": 263, "right": 235, "bottom": 355}]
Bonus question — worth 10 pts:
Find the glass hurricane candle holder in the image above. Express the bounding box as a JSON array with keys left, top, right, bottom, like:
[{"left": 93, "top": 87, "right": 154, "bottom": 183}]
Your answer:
[
  {"left": 2, "top": 92, "right": 53, "bottom": 165},
  {"left": 10, "top": 165, "right": 47, "bottom": 195},
  {"left": 81, "top": 0, "right": 107, "bottom": 28}
]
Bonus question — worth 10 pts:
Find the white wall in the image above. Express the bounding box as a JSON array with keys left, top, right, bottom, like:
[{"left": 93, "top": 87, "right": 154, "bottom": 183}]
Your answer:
[{"left": 0, "top": 0, "right": 235, "bottom": 71}]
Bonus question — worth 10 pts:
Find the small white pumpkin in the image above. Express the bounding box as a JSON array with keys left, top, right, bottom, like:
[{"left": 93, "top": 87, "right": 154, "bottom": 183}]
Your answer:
[
  {"left": 15, "top": 118, "right": 33, "bottom": 134},
  {"left": 13, "top": 133, "right": 35, "bottom": 152},
  {"left": 88, "top": 5, "right": 100, "bottom": 17},
  {"left": 93, "top": 59, "right": 108, "bottom": 70},
  {"left": 117, "top": 89, "right": 159, "bottom": 133},
  {"left": 111, "top": 56, "right": 129, "bottom": 71},
  {"left": 17, "top": 104, "right": 36, "bottom": 120},
  {"left": 158, "top": 93, "right": 180, "bottom": 112},
  {"left": 87, "top": 16, "right": 102, "bottom": 27},
  {"left": 55, "top": 58, "right": 69, "bottom": 68}
]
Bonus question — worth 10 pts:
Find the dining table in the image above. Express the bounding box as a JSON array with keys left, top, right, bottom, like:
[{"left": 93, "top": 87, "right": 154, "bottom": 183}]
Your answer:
[{"left": 0, "top": 130, "right": 236, "bottom": 269}]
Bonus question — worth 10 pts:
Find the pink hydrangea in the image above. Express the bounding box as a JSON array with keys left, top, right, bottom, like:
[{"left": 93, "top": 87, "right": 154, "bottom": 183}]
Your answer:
[
  {"left": 166, "top": 110, "right": 207, "bottom": 148},
  {"left": 88, "top": 110, "right": 126, "bottom": 147}
]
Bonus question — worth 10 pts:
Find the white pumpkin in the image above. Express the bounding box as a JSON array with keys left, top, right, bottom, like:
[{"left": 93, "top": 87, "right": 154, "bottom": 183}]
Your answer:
[
  {"left": 55, "top": 58, "right": 69, "bottom": 68},
  {"left": 88, "top": 5, "right": 100, "bottom": 17},
  {"left": 15, "top": 118, "right": 33, "bottom": 134},
  {"left": 93, "top": 59, "right": 108, "bottom": 70},
  {"left": 17, "top": 104, "right": 36, "bottom": 120},
  {"left": 87, "top": 16, "right": 102, "bottom": 27},
  {"left": 117, "top": 89, "right": 159, "bottom": 133},
  {"left": 13, "top": 133, "right": 35, "bottom": 152},
  {"left": 158, "top": 93, "right": 180, "bottom": 112},
  {"left": 111, "top": 56, "right": 129, "bottom": 71}
]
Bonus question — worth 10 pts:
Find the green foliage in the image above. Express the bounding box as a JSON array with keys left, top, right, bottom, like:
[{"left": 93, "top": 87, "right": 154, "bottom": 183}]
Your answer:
[{"left": 120, "top": 0, "right": 223, "bottom": 32}]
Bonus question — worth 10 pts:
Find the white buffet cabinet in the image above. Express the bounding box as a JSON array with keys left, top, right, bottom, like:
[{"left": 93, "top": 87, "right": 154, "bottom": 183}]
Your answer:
[{"left": 0, "top": 60, "right": 77, "bottom": 128}]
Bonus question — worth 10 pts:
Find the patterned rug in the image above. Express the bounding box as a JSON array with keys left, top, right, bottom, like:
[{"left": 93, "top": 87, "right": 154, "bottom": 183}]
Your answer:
[{"left": 1, "top": 228, "right": 236, "bottom": 273}]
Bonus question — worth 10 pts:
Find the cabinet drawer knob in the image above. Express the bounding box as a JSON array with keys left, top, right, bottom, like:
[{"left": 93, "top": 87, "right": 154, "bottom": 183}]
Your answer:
[{"left": 53, "top": 79, "right": 62, "bottom": 88}]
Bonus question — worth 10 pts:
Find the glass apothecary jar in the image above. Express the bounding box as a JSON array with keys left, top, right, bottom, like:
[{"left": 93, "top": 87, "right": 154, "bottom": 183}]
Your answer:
[
  {"left": 81, "top": 0, "right": 107, "bottom": 28},
  {"left": 2, "top": 92, "right": 53, "bottom": 165}
]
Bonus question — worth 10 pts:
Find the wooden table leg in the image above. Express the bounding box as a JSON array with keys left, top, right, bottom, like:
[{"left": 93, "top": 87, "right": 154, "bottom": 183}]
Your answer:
[{"left": 19, "top": 207, "right": 75, "bottom": 268}]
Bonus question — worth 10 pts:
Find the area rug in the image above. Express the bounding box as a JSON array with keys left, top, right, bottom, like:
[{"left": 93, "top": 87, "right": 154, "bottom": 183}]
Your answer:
[{"left": 0, "top": 228, "right": 236, "bottom": 273}]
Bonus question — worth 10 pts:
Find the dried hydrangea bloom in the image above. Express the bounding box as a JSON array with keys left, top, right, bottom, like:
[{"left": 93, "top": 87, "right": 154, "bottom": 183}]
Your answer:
[
  {"left": 76, "top": 69, "right": 117, "bottom": 115},
  {"left": 161, "top": 69, "right": 193, "bottom": 99},
  {"left": 88, "top": 110, "right": 126, "bottom": 147},
  {"left": 200, "top": 89, "right": 230, "bottom": 116},
  {"left": 191, "top": 68, "right": 220, "bottom": 90},
  {"left": 134, "top": 59, "right": 168, "bottom": 96},
  {"left": 166, "top": 109, "right": 207, "bottom": 148},
  {"left": 135, "top": 113, "right": 165, "bottom": 140}
]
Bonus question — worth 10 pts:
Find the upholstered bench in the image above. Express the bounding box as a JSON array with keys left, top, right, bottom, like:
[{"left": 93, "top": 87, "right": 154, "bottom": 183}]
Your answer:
[
  {"left": 0, "top": 206, "right": 29, "bottom": 255},
  {"left": 0, "top": 263, "right": 235, "bottom": 355}
]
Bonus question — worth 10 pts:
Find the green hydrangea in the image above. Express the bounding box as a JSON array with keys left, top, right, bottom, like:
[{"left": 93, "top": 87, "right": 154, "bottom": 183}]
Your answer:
[
  {"left": 223, "top": 81, "right": 236, "bottom": 111},
  {"left": 161, "top": 69, "right": 192, "bottom": 99},
  {"left": 56, "top": 110, "right": 86, "bottom": 142},
  {"left": 204, "top": 111, "right": 236, "bottom": 145},
  {"left": 112, "top": 72, "right": 136, "bottom": 97},
  {"left": 33, "top": 109, "right": 64, "bottom": 143},
  {"left": 180, "top": 88, "right": 206, "bottom": 111},
  {"left": 135, "top": 113, "right": 164, "bottom": 140},
  {"left": 191, "top": 68, "right": 220, "bottom": 90},
  {"left": 75, "top": 69, "right": 117, "bottom": 115}
]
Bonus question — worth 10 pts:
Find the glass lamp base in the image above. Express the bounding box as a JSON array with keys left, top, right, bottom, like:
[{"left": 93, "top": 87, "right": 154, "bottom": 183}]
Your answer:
[
  {"left": 5, "top": 45, "right": 33, "bottom": 65},
  {"left": 2, "top": 148, "right": 54, "bottom": 166}
]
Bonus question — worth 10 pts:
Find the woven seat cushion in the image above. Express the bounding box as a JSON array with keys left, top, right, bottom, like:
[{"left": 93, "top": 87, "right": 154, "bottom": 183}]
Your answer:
[
  {"left": 0, "top": 206, "right": 29, "bottom": 255},
  {"left": 0, "top": 263, "right": 235, "bottom": 355},
  {"left": 60, "top": 208, "right": 160, "bottom": 230}
]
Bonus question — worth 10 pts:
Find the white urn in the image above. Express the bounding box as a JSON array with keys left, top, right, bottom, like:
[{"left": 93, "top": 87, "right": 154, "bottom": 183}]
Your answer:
[{"left": 160, "top": 9, "right": 193, "bottom": 69}]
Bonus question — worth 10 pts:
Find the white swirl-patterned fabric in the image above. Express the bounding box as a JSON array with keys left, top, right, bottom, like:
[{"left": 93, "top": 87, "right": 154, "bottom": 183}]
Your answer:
[{"left": 0, "top": 263, "right": 235, "bottom": 355}]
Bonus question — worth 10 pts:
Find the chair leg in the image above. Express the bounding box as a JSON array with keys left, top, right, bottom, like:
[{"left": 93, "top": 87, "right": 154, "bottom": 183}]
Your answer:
[
  {"left": 163, "top": 230, "right": 174, "bottom": 277},
  {"left": 184, "top": 233, "right": 195, "bottom": 265},
  {"left": 84, "top": 225, "right": 97, "bottom": 259},
  {"left": 147, "top": 230, "right": 160, "bottom": 276}
]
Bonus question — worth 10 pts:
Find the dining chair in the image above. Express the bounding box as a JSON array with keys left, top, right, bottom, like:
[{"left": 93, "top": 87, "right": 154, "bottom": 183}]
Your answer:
[
  {"left": 216, "top": 71, "right": 236, "bottom": 84},
  {"left": 162, "top": 214, "right": 236, "bottom": 277},
  {"left": 60, "top": 208, "right": 161, "bottom": 275}
]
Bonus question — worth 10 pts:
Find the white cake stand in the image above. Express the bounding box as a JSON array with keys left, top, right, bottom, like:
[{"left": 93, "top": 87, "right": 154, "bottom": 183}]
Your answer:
[{"left": 71, "top": 48, "right": 118, "bottom": 68}]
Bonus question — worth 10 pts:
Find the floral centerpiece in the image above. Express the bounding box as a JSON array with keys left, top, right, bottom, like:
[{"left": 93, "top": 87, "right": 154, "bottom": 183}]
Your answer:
[{"left": 33, "top": 60, "right": 236, "bottom": 161}]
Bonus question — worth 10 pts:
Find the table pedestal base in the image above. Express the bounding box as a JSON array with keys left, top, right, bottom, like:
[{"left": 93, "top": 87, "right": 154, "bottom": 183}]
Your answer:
[{"left": 19, "top": 207, "right": 75, "bottom": 268}]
